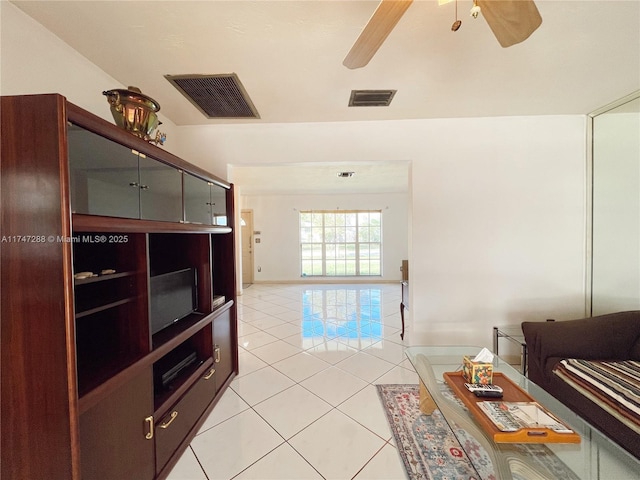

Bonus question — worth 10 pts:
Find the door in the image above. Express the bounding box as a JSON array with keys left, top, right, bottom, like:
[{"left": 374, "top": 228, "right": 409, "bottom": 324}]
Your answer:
[
  {"left": 67, "top": 124, "right": 140, "bottom": 219},
  {"left": 79, "top": 368, "right": 155, "bottom": 480},
  {"left": 213, "top": 309, "right": 234, "bottom": 391},
  {"left": 241, "top": 210, "right": 254, "bottom": 285},
  {"left": 184, "top": 173, "right": 212, "bottom": 225},
  {"left": 138, "top": 155, "right": 183, "bottom": 222},
  {"left": 210, "top": 183, "right": 228, "bottom": 226}
]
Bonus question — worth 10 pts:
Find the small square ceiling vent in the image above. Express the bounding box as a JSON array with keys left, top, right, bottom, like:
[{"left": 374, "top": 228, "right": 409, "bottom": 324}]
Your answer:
[
  {"left": 349, "top": 89, "right": 396, "bottom": 107},
  {"left": 165, "top": 73, "right": 260, "bottom": 119}
]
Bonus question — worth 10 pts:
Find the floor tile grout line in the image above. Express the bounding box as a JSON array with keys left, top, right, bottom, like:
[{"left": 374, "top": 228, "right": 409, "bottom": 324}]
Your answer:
[
  {"left": 230, "top": 358, "right": 399, "bottom": 444},
  {"left": 211, "top": 359, "right": 412, "bottom": 440},
  {"left": 231, "top": 354, "right": 401, "bottom": 448},
  {"left": 190, "top": 284, "right": 409, "bottom": 480},
  {"left": 245, "top": 344, "right": 406, "bottom": 388},
  {"left": 226, "top": 370, "right": 388, "bottom": 479},
  {"left": 188, "top": 445, "right": 211, "bottom": 480},
  {"left": 349, "top": 442, "right": 390, "bottom": 480},
  {"left": 244, "top": 398, "right": 389, "bottom": 480}
]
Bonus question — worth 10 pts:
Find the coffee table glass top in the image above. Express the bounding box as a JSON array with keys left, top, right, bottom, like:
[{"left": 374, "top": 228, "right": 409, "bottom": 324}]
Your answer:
[
  {"left": 494, "top": 325, "right": 526, "bottom": 342},
  {"left": 405, "top": 345, "right": 640, "bottom": 480}
]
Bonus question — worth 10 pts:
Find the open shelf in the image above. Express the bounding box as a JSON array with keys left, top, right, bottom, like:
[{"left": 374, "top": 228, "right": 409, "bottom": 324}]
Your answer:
[
  {"left": 75, "top": 302, "right": 150, "bottom": 394},
  {"left": 77, "top": 350, "right": 147, "bottom": 400},
  {"left": 152, "top": 312, "right": 208, "bottom": 350},
  {"left": 75, "top": 297, "right": 137, "bottom": 319},
  {"left": 72, "top": 232, "right": 149, "bottom": 395},
  {"left": 153, "top": 328, "right": 213, "bottom": 411},
  {"left": 74, "top": 270, "right": 136, "bottom": 286},
  {"left": 154, "top": 358, "right": 213, "bottom": 415},
  {"left": 74, "top": 273, "right": 139, "bottom": 317}
]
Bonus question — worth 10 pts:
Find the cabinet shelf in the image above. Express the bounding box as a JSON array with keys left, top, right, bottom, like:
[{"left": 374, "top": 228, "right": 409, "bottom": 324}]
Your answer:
[
  {"left": 77, "top": 351, "right": 147, "bottom": 402},
  {"left": 73, "top": 214, "right": 232, "bottom": 234},
  {"left": 74, "top": 271, "right": 136, "bottom": 286},
  {"left": 75, "top": 297, "right": 137, "bottom": 319},
  {"left": 152, "top": 311, "right": 211, "bottom": 352}
]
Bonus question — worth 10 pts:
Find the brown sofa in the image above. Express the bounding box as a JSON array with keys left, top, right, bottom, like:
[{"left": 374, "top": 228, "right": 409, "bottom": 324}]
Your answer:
[{"left": 522, "top": 311, "right": 640, "bottom": 459}]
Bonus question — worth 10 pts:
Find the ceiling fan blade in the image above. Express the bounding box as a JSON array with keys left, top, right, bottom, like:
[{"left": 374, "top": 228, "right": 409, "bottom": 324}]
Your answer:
[
  {"left": 343, "top": 0, "right": 413, "bottom": 69},
  {"left": 477, "top": 0, "right": 542, "bottom": 48}
]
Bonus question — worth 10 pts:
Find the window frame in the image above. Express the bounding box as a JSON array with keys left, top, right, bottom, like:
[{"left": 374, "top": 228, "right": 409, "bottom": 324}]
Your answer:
[{"left": 299, "top": 209, "right": 382, "bottom": 277}]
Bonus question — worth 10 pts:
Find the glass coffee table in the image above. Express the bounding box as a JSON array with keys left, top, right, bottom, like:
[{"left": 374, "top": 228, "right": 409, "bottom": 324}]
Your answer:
[
  {"left": 405, "top": 346, "right": 640, "bottom": 480},
  {"left": 493, "top": 325, "right": 528, "bottom": 374}
]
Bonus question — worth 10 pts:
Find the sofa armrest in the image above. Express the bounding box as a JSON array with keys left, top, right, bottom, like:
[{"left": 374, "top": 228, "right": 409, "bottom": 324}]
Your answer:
[
  {"left": 523, "top": 311, "right": 640, "bottom": 361},
  {"left": 522, "top": 311, "right": 640, "bottom": 388}
]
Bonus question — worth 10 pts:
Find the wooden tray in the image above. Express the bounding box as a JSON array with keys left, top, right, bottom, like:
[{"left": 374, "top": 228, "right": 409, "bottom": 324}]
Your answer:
[{"left": 443, "top": 371, "right": 581, "bottom": 444}]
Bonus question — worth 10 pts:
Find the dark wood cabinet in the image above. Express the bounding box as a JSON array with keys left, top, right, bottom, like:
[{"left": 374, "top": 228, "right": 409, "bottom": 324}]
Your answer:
[{"left": 1, "top": 94, "right": 238, "bottom": 480}]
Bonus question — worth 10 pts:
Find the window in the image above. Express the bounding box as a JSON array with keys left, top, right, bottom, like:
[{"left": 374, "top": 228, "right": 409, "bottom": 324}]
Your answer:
[{"left": 300, "top": 210, "right": 381, "bottom": 276}]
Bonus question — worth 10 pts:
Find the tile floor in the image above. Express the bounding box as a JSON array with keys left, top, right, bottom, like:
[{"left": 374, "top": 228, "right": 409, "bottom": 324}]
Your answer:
[{"left": 167, "top": 283, "right": 418, "bottom": 480}]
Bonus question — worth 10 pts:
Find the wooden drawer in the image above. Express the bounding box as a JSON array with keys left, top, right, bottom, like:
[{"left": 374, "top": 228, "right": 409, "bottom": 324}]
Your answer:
[{"left": 155, "top": 364, "right": 216, "bottom": 473}]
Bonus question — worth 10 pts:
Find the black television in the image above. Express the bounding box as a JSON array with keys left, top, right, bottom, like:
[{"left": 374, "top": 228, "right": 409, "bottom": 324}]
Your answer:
[{"left": 150, "top": 268, "right": 197, "bottom": 335}]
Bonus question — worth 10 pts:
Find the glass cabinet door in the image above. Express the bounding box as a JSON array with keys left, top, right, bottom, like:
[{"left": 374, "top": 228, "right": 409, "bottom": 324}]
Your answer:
[
  {"left": 210, "top": 184, "right": 228, "bottom": 226},
  {"left": 68, "top": 124, "right": 140, "bottom": 219},
  {"left": 138, "top": 155, "right": 183, "bottom": 222},
  {"left": 184, "top": 173, "right": 212, "bottom": 225}
]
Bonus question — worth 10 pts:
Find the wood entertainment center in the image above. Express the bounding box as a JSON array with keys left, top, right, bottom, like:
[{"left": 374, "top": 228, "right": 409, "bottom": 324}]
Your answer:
[{"left": 1, "top": 94, "right": 239, "bottom": 479}]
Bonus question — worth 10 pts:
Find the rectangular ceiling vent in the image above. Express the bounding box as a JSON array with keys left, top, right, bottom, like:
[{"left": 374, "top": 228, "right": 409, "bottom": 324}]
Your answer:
[
  {"left": 349, "top": 89, "right": 396, "bottom": 107},
  {"left": 165, "top": 73, "right": 260, "bottom": 119}
]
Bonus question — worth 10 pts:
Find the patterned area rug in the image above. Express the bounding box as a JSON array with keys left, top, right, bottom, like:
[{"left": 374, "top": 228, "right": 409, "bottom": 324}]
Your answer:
[{"left": 376, "top": 384, "right": 580, "bottom": 480}]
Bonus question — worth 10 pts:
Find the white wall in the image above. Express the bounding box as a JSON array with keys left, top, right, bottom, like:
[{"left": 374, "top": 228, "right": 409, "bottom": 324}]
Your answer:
[
  {"left": 240, "top": 192, "right": 408, "bottom": 283},
  {"left": 0, "top": 3, "right": 182, "bottom": 160},
  {"left": 409, "top": 116, "right": 587, "bottom": 348},
  {"left": 2, "top": 2, "right": 590, "bottom": 350},
  {"left": 183, "top": 116, "right": 588, "bottom": 349}
]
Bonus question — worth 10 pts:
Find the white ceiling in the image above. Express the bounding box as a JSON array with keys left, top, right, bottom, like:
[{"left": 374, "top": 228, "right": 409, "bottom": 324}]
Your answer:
[
  {"left": 11, "top": 0, "right": 640, "bottom": 194},
  {"left": 230, "top": 161, "right": 410, "bottom": 195}
]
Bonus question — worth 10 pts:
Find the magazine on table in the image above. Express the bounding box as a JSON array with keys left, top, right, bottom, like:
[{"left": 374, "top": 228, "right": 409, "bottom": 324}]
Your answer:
[{"left": 477, "top": 401, "right": 574, "bottom": 434}]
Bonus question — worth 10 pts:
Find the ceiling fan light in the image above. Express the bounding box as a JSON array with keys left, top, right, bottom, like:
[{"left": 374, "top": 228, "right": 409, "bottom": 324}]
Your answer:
[{"left": 470, "top": 3, "right": 481, "bottom": 18}]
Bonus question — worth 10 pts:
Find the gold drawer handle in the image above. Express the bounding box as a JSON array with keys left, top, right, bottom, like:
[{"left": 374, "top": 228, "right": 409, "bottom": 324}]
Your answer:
[
  {"left": 204, "top": 368, "right": 216, "bottom": 380},
  {"left": 144, "top": 415, "right": 154, "bottom": 440},
  {"left": 159, "top": 411, "right": 178, "bottom": 429}
]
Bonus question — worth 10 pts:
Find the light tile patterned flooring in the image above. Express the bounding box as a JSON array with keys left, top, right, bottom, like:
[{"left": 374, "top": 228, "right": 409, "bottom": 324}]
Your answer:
[{"left": 167, "top": 283, "right": 417, "bottom": 480}]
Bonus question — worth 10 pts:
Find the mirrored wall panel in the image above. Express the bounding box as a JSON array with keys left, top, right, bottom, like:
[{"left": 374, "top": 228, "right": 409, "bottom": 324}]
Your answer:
[{"left": 591, "top": 93, "right": 640, "bottom": 315}]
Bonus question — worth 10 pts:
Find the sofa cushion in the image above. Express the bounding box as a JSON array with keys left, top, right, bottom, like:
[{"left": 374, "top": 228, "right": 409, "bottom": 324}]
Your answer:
[
  {"left": 553, "top": 359, "right": 640, "bottom": 435},
  {"left": 629, "top": 338, "right": 640, "bottom": 360}
]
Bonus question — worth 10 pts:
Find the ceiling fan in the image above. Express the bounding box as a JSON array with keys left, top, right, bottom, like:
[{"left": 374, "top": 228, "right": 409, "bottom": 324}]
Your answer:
[{"left": 343, "top": 0, "right": 542, "bottom": 69}]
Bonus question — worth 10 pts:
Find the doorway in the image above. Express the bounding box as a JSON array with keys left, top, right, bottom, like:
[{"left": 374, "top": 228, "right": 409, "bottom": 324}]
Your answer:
[{"left": 241, "top": 210, "right": 254, "bottom": 287}]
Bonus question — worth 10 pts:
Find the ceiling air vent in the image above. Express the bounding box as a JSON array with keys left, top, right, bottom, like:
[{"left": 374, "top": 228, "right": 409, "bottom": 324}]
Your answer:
[
  {"left": 349, "top": 89, "right": 396, "bottom": 107},
  {"left": 165, "top": 73, "right": 260, "bottom": 119}
]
